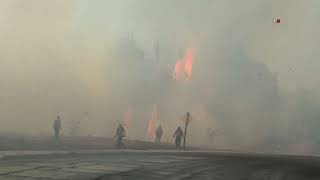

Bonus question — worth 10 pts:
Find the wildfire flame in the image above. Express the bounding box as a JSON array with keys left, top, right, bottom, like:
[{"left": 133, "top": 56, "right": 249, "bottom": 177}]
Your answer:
[
  {"left": 147, "top": 104, "right": 158, "bottom": 139},
  {"left": 123, "top": 106, "right": 133, "bottom": 129},
  {"left": 173, "top": 48, "right": 194, "bottom": 81}
]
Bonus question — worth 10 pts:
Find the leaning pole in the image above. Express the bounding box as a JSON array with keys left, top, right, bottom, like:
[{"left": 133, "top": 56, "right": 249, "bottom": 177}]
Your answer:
[{"left": 183, "top": 112, "right": 190, "bottom": 149}]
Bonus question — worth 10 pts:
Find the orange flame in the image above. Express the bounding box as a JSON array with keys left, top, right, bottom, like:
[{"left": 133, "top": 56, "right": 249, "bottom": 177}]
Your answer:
[
  {"left": 173, "top": 48, "right": 194, "bottom": 81},
  {"left": 123, "top": 106, "right": 133, "bottom": 129},
  {"left": 147, "top": 104, "right": 158, "bottom": 139}
]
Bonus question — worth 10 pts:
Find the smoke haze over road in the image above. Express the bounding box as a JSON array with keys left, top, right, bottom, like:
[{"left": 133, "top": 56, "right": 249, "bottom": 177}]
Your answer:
[{"left": 0, "top": 0, "right": 319, "bottom": 153}]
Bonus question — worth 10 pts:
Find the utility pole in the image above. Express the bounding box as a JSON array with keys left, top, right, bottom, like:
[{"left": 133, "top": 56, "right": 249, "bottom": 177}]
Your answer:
[{"left": 183, "top": 112, "right": 190, "bottom": 149}]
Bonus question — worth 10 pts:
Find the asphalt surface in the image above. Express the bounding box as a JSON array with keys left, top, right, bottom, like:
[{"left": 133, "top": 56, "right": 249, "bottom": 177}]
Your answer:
[{"left": 0, "top": 151, "right": 319, "bottom": 180}]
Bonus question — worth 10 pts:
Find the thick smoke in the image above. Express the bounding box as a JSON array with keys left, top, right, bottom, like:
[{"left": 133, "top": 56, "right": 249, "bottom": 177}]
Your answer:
[{"left": 0, "top": 0, "right": 319, "bottom": 152}]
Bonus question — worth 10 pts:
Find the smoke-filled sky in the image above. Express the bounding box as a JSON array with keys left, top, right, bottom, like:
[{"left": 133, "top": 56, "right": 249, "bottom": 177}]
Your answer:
[{"left": 0, "top": 0, "right": 319, "bottom": 150}]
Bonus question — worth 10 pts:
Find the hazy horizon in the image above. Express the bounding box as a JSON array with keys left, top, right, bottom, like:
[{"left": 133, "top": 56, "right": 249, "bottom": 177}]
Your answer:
[{"left": 0, "top": 0, "right": 319, "bottom": 152}]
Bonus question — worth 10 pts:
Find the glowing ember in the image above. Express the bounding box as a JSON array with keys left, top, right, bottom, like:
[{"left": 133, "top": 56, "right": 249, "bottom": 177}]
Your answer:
[
  {"left": 123, "top": 106, "right": 133, "bottom": 129},
  {"left": 147, "top": 104, "right": 158, "bottom": 139},
  {"left": 173, "top": 48, "right": 194, "bottom": 81}
]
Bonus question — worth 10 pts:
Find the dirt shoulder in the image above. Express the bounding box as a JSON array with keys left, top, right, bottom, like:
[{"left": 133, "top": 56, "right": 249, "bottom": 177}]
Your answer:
[{"left": 0, "top": 135, "right": 177, "bottom": 151}]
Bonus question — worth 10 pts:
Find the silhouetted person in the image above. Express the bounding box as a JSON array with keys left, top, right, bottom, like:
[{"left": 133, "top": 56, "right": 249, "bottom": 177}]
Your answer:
[
  {"left": 115, "top": 124, "right": 126, "bottom": 149},
  {"left": 53, "top": 116, "right": 62, "bottom": 140},
  {"left": 173, "top": 126, "right": 183, "bottom": 149},
  {"left": 155, "top": 125, "right": 163, "bottom": 143}
]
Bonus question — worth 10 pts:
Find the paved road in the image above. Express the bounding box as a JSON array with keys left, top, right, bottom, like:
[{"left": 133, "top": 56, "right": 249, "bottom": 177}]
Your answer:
[{"left": 0, "top": 151, "right": 319, "bottom": 180}]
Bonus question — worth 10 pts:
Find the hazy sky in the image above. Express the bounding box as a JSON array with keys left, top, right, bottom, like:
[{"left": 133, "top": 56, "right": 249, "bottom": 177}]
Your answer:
[
  {"left": 0, "top": 0, "right": 319, "bottom": 150},
  {"left": 71, "top": 0, "right": 320, "bottom": 90}
]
